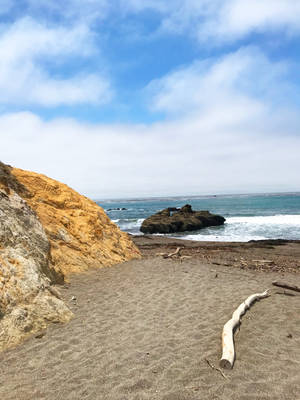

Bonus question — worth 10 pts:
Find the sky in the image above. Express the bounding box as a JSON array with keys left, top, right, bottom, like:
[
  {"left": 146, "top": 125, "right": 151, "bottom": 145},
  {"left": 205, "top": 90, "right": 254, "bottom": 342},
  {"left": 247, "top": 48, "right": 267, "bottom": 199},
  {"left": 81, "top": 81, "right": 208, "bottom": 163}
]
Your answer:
[{"left": 1, "top": 0, "right": 300, "bottom": 199}]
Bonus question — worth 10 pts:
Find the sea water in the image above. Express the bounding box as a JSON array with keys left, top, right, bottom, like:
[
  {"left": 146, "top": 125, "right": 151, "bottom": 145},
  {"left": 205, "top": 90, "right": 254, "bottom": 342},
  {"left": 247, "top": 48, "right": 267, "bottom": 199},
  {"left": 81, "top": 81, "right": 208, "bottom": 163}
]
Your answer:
[{"left": 97, "top": 193, "right": 300, "bottom": 242}]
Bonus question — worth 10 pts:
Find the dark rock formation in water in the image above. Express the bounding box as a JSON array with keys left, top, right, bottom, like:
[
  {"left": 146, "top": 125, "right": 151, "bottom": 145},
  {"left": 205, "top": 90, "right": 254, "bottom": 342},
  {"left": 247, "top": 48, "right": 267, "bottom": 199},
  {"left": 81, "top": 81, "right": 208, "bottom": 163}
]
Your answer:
[
  {"left": 140, "top": 204, "right": 225, "bottom": 234},
  {"left": 107, "top": 208, "right": 127, "bottom": 211}
]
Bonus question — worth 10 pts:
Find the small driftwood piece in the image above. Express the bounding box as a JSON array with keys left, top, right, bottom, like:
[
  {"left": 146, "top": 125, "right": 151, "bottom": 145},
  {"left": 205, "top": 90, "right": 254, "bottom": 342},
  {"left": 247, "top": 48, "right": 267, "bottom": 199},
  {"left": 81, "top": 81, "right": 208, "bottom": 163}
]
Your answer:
[
  {"left": 275, "top": 290, "right": 296, "bottom": 297},
  {"left": 205, "top": 358, "right": 228, "bottom": 379},
  {"left": 220, "top": 289, "right": 269, "bottom": 369},
  {"left": 165, "top": 247, "right": 181, "bottom": 258},
  {"left": 272, "top": 281, "right": 300, "bottom": 293},
  {"left": 157, "top": 247, "right": 192, "bottom": 262},
  {"left": 156, "top": 247, "right": 182, "bottom": 258},
  {"left": 156, "top": 248, "right": 182, "bottom": 258}
]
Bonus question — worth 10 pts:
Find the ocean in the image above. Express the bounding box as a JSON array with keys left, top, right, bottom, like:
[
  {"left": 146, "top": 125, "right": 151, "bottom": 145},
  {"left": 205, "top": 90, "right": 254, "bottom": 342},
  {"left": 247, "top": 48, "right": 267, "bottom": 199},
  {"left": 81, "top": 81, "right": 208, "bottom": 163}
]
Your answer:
[{"left": 97, "top": 193, "right": 300, "bottom": 242}]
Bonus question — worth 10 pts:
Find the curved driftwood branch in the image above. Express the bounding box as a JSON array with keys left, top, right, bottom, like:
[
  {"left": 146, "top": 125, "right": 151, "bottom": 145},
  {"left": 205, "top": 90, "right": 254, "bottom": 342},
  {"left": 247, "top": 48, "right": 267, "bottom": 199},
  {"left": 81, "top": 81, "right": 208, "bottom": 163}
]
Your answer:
[
  {"left": 220, "top": 289, "right": 269, "bottom": 369},
  {"left": 162, "top": 247, "right": 182, "bottom": 258},
  {"left": 272, "top": 281, "right": 300, "bottom": 293}
]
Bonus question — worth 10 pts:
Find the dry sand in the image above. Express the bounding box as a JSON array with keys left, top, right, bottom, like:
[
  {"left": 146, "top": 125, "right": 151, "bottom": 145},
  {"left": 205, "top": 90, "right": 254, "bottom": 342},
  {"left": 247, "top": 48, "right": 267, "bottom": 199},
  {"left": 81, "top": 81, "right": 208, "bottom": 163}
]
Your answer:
[{"left": 0, "top": 237, "right": 300, "bottom": 400}]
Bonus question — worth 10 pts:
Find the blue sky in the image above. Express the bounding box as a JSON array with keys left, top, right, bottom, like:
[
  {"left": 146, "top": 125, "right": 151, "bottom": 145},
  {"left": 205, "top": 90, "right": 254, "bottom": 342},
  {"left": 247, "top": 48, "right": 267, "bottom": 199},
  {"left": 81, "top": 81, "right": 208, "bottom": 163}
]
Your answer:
[{"left": 1, "top": 0, "right": 300, "bottom": 198}]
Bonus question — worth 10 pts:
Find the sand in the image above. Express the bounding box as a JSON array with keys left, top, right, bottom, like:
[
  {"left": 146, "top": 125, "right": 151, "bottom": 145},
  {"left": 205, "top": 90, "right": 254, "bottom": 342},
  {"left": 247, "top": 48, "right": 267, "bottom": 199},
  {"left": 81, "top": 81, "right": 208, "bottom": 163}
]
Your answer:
[{"left": 0, "top": 237, "right": 299, "bottom": 400}]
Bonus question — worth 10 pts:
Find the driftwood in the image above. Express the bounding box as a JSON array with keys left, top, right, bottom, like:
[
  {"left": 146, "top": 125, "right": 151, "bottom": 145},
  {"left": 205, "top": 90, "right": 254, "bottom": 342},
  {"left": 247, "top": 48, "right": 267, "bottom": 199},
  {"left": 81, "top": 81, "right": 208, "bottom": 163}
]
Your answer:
[
  {"left": 156, "top": 248, "right": 193, "bottom": 263},
  {"left": 275, "top": 290, "right": 296, "bottom": 297},
  {"left": 156, "top": 247, "right": 182, "bottom": 258},
  {"left": 272, "top": 281, "right": 300, "bottom": 293},
  {"left": 205, "top": 358, "right": 228, "bottom": 379},
  {"left": 220, "top": 289, "right": 269, "bottom": 369},
  {"left": 164, "top": 247, "right": 181, "bottom": 258}
]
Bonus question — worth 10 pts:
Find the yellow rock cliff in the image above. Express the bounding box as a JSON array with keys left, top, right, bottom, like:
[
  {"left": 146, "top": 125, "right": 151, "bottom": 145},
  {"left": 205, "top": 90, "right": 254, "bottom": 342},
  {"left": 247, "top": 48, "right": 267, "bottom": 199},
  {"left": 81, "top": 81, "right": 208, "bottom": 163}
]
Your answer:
[
  {"left": 11, "top": 167, "right": 141, "bottom": 278},
  {"left": 0, "top": 162, "right": 140, "bottom": 351}
]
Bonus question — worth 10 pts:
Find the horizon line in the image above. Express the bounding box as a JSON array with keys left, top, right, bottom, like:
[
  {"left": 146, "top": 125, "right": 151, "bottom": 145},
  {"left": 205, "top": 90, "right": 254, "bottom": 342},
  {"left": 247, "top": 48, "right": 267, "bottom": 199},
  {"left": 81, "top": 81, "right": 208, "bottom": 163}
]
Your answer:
[{"left": 94, "top": 190, "right": 300, "bottom": 202}]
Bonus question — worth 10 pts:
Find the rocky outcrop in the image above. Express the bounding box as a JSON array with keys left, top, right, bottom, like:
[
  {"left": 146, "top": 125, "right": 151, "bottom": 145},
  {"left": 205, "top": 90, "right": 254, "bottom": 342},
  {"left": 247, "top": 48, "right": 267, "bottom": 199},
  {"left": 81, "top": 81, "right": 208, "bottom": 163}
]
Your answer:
[
  {"left": 11, "top": 167, "right": 140, "bottom": 277},
  {"left": 140, "top": 204, "right": 225, "bottom": 234},
  {"left": 0, "top": 165, "right": 73, "bottom": 351},
  {"left": 0, "top": 162, "right": 140, "bottom": 351},
  {"left": 107, "top": 208, "right": 127, "bottom": 211}
]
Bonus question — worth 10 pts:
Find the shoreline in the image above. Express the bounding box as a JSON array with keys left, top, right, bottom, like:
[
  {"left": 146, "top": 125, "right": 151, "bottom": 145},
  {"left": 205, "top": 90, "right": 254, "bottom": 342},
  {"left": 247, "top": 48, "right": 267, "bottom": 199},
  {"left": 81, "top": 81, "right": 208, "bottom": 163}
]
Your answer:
[{"left": 132, "top": 235, "right": 300, "bottom": 274}]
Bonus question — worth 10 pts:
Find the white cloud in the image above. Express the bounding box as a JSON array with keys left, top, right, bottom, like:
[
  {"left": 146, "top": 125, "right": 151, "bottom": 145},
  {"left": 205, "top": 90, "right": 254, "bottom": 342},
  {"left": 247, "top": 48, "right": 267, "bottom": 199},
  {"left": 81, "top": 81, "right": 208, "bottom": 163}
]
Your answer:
[
  {"left": 0, "top": 17, "right": 112, "bottom": 107},
  {"left": 1, "top": 6, "right": 299, "bottom": 198},
  {"left": 1, "top": 46, "right": 298, "bottom": 198},
  {"left": 120, "top": 0, "right": 300, "bottom": 43},
  {"left": 1, "top": 107, "right": 299, "bottom": 198},
  {"left": 1, "top": 56, "right": 299, "bottom": 201},
  {"left": 199, "top": 0, "right": 300, "bottom": 42},
  {"left": 5, "top": 0, "right": 300, "bottom": 44},
  {"left": 147, "top": 46, "right": 289, "bottom": 117}
]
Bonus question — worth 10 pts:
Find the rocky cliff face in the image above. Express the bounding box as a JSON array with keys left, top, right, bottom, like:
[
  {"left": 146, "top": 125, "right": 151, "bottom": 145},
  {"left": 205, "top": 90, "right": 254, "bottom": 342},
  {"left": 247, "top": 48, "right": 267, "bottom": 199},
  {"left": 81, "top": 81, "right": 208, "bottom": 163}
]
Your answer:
[
  {"left": 0, "top": 162, "right": 140, "bottom": 351},
  {"left": 11, "top": 167, "right": 140, "bottom": 277},
  {"left": 0, "top": 164, "right": 72, "bottom": 351}
]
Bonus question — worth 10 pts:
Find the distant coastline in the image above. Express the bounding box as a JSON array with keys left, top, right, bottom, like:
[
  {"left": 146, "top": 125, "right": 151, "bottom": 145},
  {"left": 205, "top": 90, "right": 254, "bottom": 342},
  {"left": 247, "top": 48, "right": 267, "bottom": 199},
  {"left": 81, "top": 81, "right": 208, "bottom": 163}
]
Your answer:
[{"left": 95, "top": 191, "right": 300, "bottom": 203}]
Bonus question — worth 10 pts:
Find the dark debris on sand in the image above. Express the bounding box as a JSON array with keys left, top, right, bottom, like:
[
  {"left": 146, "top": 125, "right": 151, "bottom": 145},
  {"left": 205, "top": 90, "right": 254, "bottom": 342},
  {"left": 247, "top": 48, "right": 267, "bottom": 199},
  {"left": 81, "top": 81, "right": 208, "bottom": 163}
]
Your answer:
[{"left": 132, "top": 236, "right": 300, "bottom": 274}]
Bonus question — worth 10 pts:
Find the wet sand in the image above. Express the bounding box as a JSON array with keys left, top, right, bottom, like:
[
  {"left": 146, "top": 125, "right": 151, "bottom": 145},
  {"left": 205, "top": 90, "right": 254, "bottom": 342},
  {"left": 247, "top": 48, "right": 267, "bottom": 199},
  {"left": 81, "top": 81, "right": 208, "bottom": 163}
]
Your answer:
[{"left": 0, "top": 237, "right": 299, "bottom": 400}]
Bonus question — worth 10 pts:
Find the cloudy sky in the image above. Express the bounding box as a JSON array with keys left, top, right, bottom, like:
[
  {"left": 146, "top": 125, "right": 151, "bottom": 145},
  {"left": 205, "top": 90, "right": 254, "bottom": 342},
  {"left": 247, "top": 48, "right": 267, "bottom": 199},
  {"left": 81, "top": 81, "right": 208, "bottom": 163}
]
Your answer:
[{"left": 1, "top": 0, "right": 300, "bottom": 198}]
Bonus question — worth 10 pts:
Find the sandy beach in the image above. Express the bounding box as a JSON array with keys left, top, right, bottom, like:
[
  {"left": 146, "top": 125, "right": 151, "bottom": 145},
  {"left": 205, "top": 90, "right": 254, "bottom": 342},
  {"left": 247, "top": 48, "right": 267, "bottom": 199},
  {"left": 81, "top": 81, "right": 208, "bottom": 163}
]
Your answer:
[{"left": 0, "top": 237, "right": 299, "bottom": 400}]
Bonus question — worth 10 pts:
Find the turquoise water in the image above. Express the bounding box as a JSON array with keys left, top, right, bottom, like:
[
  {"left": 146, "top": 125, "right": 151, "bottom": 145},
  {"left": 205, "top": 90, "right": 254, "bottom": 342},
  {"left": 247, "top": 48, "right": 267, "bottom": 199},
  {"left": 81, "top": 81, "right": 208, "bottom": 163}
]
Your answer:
[{"left": 97, "top": 193, "right": 300, "bottom": 242}]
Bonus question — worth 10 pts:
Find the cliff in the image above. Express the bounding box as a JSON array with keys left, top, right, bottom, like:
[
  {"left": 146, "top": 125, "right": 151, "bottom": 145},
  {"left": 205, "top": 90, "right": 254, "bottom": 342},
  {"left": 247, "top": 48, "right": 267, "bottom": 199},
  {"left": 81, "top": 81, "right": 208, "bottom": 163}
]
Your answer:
[
  {"left": 0, "top": 163, "right": 72, "bottom": 350},
  {"left": 0, "top": 162, "right": 140, "bottom": 351},
  {"left": 11, "top": 167, "right": 140, "bottom": 277}
]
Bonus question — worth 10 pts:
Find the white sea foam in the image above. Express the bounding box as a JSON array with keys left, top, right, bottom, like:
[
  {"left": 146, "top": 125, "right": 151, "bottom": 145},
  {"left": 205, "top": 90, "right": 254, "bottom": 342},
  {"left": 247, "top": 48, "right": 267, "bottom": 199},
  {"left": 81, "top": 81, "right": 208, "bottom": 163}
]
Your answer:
[
  {"left": 226, "top": 215, "right": 300, "bottom": 225},
  {"left": 171, "top": 214, "right": 300, "bottom": 242},
  {"left": 183, "top": 233, "right": 267, "bottom": 242},
  {"left": 114, "top": 214, "right": 300, "bottom": 241},
  {"left": 118, "top": 218, "right": 145, "bottom": 233}
]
